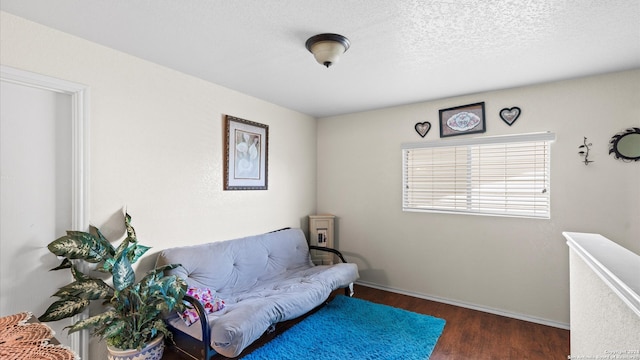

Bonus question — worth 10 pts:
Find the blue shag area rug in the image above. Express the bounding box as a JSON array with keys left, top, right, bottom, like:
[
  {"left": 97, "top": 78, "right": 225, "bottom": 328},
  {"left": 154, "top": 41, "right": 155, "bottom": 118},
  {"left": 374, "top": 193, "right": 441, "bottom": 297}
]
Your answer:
[{"left": 242, "top": 295, "right": 446, "bottom": 360}]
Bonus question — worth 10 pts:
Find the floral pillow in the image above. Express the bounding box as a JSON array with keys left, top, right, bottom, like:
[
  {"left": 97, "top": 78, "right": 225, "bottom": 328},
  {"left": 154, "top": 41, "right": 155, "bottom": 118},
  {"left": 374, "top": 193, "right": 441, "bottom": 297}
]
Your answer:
[{"left": 179, "top": 287, "right": 225, "bottom": 326}]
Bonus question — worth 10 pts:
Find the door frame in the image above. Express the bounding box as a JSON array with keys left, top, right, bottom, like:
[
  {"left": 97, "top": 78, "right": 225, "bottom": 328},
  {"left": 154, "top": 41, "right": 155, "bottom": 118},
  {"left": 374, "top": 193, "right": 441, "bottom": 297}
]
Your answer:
[{"left": 1, "top": 65, "right": 90, "bottom": 359}]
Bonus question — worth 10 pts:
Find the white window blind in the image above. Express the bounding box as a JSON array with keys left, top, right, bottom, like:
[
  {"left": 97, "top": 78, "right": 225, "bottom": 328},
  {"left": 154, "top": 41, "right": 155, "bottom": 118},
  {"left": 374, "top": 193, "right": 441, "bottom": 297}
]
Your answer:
[{"left": 402, "top": 132, "right": 555, "bottom": 219}]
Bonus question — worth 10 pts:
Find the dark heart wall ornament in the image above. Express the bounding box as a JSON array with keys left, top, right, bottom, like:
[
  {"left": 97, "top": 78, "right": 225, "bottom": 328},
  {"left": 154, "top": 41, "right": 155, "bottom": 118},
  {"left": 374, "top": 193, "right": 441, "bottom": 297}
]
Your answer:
[
  {"left": 500, "top": 107, "right": 521, "bottom": 126},
  {"left": 415, "top": 121, "right": 431, "bottom": 137}
]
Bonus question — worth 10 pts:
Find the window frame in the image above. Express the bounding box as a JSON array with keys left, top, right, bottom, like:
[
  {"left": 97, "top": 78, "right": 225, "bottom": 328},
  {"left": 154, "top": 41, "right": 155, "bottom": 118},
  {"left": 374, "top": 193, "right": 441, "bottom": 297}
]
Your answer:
[{"left": 402, "top": 132, "right": 556, "bottom": 219}]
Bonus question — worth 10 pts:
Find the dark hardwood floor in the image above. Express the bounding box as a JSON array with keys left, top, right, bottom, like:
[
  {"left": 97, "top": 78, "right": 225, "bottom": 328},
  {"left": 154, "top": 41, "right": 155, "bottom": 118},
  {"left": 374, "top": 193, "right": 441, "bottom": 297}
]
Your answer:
[
  {"left": 164, "top": 284, "right": 569, "bottom": 359},
  {"left": 353, "top": 285, "right": 569, "bottom": 360}
]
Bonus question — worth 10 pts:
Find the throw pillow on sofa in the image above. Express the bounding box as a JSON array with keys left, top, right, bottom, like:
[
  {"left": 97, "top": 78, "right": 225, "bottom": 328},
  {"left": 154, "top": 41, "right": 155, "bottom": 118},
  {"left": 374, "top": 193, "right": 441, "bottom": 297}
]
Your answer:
[{"left": 178, "top": 287, "right": 225, "bottom": 326}]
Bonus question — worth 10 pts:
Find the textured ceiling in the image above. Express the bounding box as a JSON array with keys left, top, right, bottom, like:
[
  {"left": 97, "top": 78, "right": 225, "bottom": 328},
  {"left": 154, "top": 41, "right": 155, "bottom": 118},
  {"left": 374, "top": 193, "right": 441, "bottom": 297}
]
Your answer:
[{"left": 2, "top": 1, "right": 639, "bottom": 118}]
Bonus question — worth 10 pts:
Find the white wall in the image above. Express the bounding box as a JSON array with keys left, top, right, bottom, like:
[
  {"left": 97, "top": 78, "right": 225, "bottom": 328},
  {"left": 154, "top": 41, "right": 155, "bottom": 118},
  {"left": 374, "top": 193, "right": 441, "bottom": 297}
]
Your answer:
[
  {"left": 317, "top": 69, "right": 640, "bottom": 327},
  {"left": 1, "top": 11, "right": 317, "bottom": 357},
  {"left": 570, "top": 250, "right": 640, "bottom": 356},
  {"left": 566, "top": 233, "right": 640, "bottom": 357}
]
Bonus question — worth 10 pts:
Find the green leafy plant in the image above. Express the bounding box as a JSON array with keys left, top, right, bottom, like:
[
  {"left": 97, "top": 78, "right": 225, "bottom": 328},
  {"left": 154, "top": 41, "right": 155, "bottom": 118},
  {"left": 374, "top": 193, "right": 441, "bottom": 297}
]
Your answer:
[{"left": 39, "top": 213, "right": 187, "bottom": 350}]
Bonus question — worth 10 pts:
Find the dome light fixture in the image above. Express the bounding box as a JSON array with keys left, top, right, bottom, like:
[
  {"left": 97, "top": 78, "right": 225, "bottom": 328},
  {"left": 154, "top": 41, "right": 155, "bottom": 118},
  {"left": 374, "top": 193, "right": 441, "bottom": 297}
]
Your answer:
[{"left": 305, "top": 33, "right": 350, "bottom": 68}]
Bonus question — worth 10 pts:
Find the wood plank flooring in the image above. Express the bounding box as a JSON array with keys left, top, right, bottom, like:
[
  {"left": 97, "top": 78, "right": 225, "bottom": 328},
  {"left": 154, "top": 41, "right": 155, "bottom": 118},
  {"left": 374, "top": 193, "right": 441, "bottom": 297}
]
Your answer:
[
  {"left": 353, "top": 285, "right": 569, "bottom": 360},
  {"left": 164, "top": 284, "right": 569, "bottom": 359}
]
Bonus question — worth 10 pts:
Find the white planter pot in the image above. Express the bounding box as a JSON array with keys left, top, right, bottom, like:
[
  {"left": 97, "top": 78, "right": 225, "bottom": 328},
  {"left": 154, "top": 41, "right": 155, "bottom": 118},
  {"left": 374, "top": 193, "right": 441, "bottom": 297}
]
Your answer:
[{"left": 107, "top": 335, "right": 165, "bottom": 360}]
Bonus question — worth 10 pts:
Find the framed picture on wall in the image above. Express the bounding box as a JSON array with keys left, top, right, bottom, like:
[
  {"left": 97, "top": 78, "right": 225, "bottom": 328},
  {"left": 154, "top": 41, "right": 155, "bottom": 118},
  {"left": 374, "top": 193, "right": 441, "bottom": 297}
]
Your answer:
[
  {"left": 439, "top": 102, "right": 486, "bottom": 138},
  {"left": 224, "top": 115, "right": 269, "bottom": 190}
]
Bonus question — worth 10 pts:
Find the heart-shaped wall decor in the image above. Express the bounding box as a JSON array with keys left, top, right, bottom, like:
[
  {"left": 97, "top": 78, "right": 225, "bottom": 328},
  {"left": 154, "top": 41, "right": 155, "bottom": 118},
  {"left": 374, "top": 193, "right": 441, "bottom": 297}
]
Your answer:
[
  {"left": 500, "top": 107, "right": 521, "bottom": 126},
  {"left": 415, "top": 122, "right": 431, "bottom": 137}
]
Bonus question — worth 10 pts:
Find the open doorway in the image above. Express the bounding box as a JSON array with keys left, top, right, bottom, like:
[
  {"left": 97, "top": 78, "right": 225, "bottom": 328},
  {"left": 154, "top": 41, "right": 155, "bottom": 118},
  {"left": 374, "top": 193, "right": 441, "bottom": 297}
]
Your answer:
[{"left": 0, "top": 66, "right": 89, "bottom": 358}]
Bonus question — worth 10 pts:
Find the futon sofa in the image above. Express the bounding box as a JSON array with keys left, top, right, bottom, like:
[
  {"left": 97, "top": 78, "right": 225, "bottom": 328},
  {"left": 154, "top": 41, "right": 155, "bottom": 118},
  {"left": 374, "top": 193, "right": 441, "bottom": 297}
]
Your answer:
[{"left": 155, "top": 228, "right": 359, "bottom": 358}]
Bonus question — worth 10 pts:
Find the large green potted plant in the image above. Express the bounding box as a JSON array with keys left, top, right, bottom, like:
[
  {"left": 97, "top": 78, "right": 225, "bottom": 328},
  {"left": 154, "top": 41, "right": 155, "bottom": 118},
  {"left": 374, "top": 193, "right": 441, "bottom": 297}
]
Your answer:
[{"left": 39, "top": 213, "right": 187, "bottom": 360}]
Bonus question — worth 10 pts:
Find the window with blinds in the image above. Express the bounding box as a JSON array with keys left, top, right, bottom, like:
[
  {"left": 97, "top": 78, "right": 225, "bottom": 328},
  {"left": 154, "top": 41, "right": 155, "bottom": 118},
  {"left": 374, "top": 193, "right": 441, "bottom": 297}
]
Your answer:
[{"left": 402, "top": 132, "right": 555, "bottom": 219}]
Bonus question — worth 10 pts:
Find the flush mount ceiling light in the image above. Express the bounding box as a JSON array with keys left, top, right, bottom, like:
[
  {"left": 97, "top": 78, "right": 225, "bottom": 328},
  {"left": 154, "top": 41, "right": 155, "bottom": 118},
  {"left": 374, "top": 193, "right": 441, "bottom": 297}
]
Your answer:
[{"left": 305, "top": 33, "right": 351, "bottom": 68}]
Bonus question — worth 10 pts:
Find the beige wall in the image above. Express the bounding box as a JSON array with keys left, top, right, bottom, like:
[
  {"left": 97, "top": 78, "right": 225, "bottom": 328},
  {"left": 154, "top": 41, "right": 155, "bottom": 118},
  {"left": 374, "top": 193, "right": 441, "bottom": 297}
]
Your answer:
[
  {"left": 1, "top": 11, "right": 317, "bottom": 241},
  {"left": 3, "top": 6, "right": 640, "bottom": 348},
  {"left": 1, "top": 11, "right": 317, "bottom": 357},
  {"left": 317, "top": 69, "right": 640, "bottom": 327}
]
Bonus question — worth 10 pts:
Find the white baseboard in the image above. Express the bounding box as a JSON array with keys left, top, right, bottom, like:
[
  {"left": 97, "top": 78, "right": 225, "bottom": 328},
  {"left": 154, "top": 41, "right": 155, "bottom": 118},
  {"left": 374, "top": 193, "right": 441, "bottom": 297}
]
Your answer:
[{"left": 355, "top": 280, "right": 570, "bottom": 330}]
